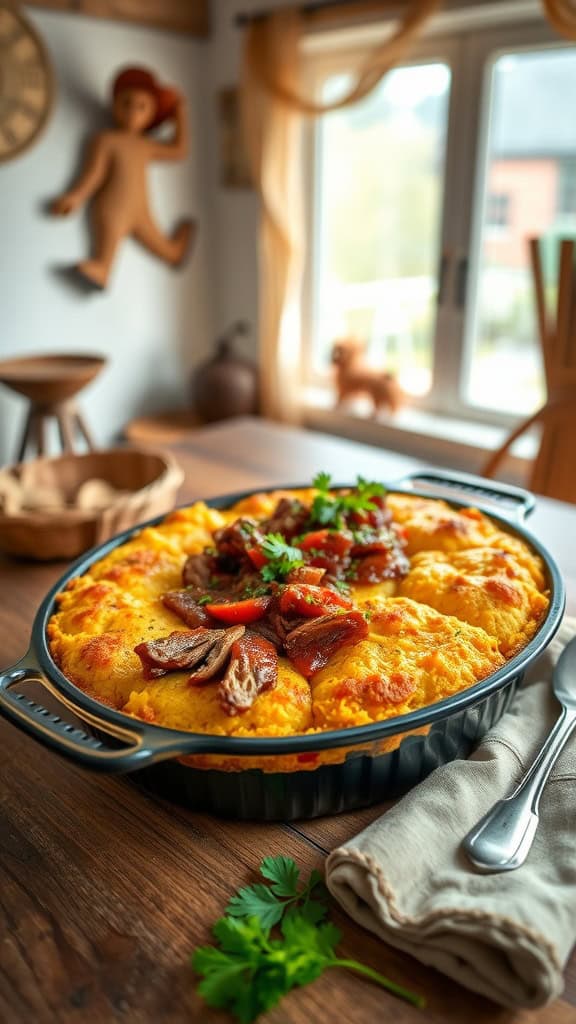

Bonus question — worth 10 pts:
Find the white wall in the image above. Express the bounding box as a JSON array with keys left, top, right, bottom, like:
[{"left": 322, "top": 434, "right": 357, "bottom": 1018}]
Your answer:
[{"left": 0, "top": 8, "right": 214, "bottom": 463}]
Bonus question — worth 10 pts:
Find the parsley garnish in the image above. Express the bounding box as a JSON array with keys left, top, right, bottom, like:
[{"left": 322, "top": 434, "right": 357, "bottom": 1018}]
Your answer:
[
  {"left": 356, "top": 476, "right": 386, "bottom": 500},
  {"left": 238, "top": 519, "right": 257, "bottom": 539},
  {"left": 259, "top": 533, "right": 304, "bottom": 582},
  {"left": 312, "top": 470, "right": 332, "bottom": 492},
  {"left": 192, "top": 855, "right": 425, "bottom": 1022},
  {"left": 197, "top": 594, "right": 213, "bottom": 606},
  {"left": 309, "top": 474, "right": 387, "bottom": 530},
  {"left": 333, "top": 579, "right": 351, "bottom": 595},
  {"left": 241, "top": 582, "right": 271, "bottom": 599},
  {"left": 344, "top": 559, "right": 360, "bottom": 581}
]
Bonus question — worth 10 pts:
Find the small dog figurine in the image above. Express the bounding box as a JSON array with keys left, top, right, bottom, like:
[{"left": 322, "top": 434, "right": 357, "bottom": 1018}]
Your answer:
[{"left": 332, "top": 338, "right": 402, "bottom": 416}]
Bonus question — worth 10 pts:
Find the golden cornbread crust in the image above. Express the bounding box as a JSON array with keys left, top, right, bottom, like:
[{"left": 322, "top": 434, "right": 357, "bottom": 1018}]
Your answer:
[{"left": 47, "top": 490, "right": 549, "bottom": 772}]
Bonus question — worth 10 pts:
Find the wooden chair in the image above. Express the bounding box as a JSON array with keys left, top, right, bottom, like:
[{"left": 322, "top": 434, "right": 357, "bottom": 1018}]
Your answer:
[{"left": 483, "top": 238, "right": 576, "bottom": 504}]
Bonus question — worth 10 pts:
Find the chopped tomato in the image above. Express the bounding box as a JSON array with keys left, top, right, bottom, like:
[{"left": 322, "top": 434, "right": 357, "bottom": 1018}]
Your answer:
[
  {"left": 279, "top": 583, "right": 352, "bottom": 619},
  {"left": 355, "top": 550, "right": 410, "bottom": 583},
  {"left": 296, "top": 529, "right": 354, "bottom": 574},
  {"left": 246, "top": 547, "right": 268, "bottom": 570},
  {"left": 205, "top": 596, "right": 271, "bottom": 624},
  {"left": 286, "top": 564, "right": 326, "bottom": 585},
  {"left": 350, "top": 528, "right": 396, "bottom": 557},
  {"left": 298, "top": 529, "right": 353, "bottom": 557}
]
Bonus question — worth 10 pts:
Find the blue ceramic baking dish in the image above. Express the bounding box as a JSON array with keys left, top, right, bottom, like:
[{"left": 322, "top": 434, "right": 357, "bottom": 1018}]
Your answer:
[{"left": 0, "top": 470, "right": 565, "bottom": 819}]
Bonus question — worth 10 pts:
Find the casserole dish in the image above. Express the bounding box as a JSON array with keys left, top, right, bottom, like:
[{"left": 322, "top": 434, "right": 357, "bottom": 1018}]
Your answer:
[{"left": 0, "top": 470, "right": 565, "bottom": 820}]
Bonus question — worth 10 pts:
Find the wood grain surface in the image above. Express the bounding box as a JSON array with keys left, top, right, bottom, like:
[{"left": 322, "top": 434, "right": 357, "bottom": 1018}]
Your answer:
[{"left": 1, "top": 417, "right": 575, "bottom": 1024}]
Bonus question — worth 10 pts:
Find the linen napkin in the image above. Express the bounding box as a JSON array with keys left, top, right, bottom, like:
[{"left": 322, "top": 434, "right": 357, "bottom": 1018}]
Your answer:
[{"left": 326, "top": 616, "right": 576, "bottom": 1009}]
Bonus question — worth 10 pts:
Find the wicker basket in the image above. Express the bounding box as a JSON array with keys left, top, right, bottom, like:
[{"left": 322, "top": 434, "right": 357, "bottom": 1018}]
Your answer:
[{"left": 0, "top": 448, "right": 184, "bottom": 560}]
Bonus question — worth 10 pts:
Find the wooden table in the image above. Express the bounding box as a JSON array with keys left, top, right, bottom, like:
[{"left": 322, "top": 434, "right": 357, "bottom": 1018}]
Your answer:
[{"left": 1, "top": 417, "right": 575, "bottom": 1024}]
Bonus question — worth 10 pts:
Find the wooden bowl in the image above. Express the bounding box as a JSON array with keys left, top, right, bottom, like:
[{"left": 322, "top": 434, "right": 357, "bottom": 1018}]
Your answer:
[
  {"left": 0, "top": 354, "right": 106, "bottom": 403},
  {"left": 0, "top": 448, "right": 184, "bottom": 561}
]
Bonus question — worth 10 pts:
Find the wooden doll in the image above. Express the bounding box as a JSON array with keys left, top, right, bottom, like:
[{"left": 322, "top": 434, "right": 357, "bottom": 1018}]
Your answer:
[
  {"left": 52, "top": 66, "right": 195, "bottom": 288},
  {"left": 332, "top": 338, "right": 403, "bottom": 416}
]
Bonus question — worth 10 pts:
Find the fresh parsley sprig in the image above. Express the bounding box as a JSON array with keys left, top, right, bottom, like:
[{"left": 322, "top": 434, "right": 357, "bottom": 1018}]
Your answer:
[
  {"left": 192, "top": 856, "right": 425, "bottom": 1022},
  {"left": 259, "top": 533, "right": 304, "bottom": 582},
  {"left": 226, "top": 855, "right": 327, "bottom": 927},
  {"left": 312, "top": 470, "right": 332, "bottom": 492},
  {"left": 310, "top": 473, "right": 387, "bottom": 530}
]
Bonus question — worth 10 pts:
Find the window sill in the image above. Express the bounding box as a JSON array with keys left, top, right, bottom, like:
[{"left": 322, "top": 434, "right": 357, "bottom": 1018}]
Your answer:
[{"left": 301, "top": 389, "right": 536, "bottom": 484}]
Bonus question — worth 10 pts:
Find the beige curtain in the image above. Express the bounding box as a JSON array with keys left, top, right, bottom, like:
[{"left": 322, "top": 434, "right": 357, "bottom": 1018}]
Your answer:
[
  {"left": 242, "top": 12, "right": 303, "bottom": 421},
  {"left": 541, "top": 0, "right": 576, "bottom": 38},
  {"left": 241, "top": 1, "right": 442, "bottom": 422}
]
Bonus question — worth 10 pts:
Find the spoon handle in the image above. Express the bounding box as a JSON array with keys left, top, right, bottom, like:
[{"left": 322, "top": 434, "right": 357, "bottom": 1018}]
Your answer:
[{"left": 462, "top": 705, "right": 576, "bottom": 872}]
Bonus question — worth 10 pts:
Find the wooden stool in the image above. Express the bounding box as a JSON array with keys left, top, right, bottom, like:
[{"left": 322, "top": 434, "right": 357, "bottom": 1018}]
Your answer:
[{"left": 0, "top": 354, "right": 106, "bottom": 462}]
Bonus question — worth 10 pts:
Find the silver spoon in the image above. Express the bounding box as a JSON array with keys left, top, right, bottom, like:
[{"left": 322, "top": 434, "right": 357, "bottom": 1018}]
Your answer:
[{"left": 462, "top": 635, "right": 576, "bottom": 873}]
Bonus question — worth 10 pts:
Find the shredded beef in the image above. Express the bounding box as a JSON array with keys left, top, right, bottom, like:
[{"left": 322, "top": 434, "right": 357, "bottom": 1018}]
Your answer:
[
  {"left": 188, "top": 626, "right": 246, "bottom": 682},
  {"left": 213, "top": 518, "right": 260, "bottom": 560},
  {"left": 134, "top": 626, "right": 244, "bottom": 681},
  {"left": 260, "top": 498, "right": 310, "bottom": 540},
  {"left": 355, "top": 549, "right": 410, "bottom": 583},
  {"left": 162, "top": 590, "right": 215, "bottom": 628},
  {"left": 218, "top": 634, "right": 278, "bottom": 715},
  {"left": 246, "top": 619, "right": 284, "bottom": 650},
  {"left": 182, "top": 552, "right": 213, "bottom": 591},
  {"left": 284, "top": 611, "right": 368, "bottom": 678}
]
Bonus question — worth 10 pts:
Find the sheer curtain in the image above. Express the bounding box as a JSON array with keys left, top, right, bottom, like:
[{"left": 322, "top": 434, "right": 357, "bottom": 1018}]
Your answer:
[
  {"left": 242, "top": 12, "right": 303, "bottom": 421},
  {"left": 240, "top": 1, "right": 442, "bottom": 421}
]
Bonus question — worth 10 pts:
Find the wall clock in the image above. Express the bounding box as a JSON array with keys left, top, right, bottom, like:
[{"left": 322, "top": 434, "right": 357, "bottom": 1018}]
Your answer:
[{"left": 0, "top": 3, "right": 54, "bottom": 163}]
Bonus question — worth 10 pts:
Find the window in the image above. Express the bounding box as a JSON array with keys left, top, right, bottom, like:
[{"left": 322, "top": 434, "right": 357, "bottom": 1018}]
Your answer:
[
  {"left": 486, "top": 193, "right": 510, "bottom": 228},
  {"left": 303, "top": 13, "right": 576, "bottom": 426},
  {"left": 312, "top": 62, "right": 451, "bottom": 400},
  {"left": 558, "top": 158, "right": 576, "bottom": 217}
]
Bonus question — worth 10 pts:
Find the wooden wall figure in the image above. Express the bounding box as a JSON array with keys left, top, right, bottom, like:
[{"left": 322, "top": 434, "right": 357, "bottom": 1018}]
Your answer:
[{"left": 52, "top": 66, "right": 195, "bottom": 289}]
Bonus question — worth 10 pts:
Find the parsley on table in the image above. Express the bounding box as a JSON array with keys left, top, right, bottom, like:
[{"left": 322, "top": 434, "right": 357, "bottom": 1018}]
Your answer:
[
  {"left": 259, "top": 533, "right": 304, "bottom": 582},
  {"left": 227, "top": 855, "right": 327, "bottom": 927},
  {"left": 192, "top": 855, "right": 425, "bottom": 1022}
]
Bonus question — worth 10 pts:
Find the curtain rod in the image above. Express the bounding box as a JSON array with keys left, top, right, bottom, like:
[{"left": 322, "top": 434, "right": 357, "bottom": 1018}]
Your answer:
[{"left": 235, "top": 0, "right": 378, "bottom": 27}]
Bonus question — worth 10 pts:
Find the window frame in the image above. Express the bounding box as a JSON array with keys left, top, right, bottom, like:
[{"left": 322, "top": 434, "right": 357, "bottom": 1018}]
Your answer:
[{"left": 300, "top": 8, "right": 567, "bottom": 433}]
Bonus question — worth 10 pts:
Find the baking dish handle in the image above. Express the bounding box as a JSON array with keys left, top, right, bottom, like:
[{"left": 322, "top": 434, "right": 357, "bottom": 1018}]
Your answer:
[
  {"left": 0, "top": 654, "right": 193, "bottom": 773},
  {"left": 390, "top": 468, "right": 535, "bottom": 522}
]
